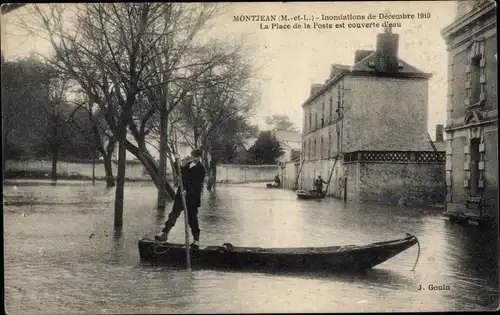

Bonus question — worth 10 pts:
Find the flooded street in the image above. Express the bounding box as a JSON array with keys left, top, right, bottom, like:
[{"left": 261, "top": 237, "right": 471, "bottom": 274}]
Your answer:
[{"left": 3, "top": 180, "right": 499, "bottom": 313}]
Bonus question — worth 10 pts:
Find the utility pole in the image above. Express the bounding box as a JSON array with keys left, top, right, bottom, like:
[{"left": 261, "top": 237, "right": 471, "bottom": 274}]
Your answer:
[{"left": 337, "top": 80, "right": 351, "bottom": 202}]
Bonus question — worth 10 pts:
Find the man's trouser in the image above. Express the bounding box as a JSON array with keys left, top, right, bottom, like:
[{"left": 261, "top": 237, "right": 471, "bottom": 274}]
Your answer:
[{"left": 162, "top": 198, "right": 200, "bottom": 241}]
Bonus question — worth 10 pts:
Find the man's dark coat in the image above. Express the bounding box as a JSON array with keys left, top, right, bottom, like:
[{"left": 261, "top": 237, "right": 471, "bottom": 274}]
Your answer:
[{"left": 175, "top": 161, "right": 206, "bottom": 208}]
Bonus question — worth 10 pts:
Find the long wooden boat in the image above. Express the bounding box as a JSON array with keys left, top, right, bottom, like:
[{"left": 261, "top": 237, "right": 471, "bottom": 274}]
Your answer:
[
  {"left": 138, "top": 234, "right": 418, "bottom": 272},
  {"left": 296, "top": 189, "right": 326, "bottom": 200}
]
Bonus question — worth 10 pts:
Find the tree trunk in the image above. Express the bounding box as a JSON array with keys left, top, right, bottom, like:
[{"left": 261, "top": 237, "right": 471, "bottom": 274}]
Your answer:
[
  {"left": 104, "top": 139, "right": 116, "bottom": 187},
  {"left": 2, "top": 132, "right": 7, "bottom": 175},
  {"left": 92, "top": 154, "right": 96, "bottom": 185},
  {"left": 169, "top": 158, "right": 179, "bottom": 187},
  {"left": 103, "top": 154, "right": 115, "bottom": 187},
  {"left": 51, "top": 150, "right": 58, "bottom": 183},
  {"left": 125, "top": 140, "right": 175, "bottom": 198},
  {"left": 157, "top": 107, "right": 167, "bottom": 209},
  {"left": 211, "top": 163, "right": 217, "bottom": 190},
  {"left": 114, "top": 136, "right": 126, "bottom": 229}
]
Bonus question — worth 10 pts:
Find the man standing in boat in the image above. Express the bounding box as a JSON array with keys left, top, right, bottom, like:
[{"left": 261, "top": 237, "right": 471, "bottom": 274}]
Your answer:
[
  {"left": 156, "top": 149, "right": 206, "bottom": 249},
  {"left": 315, "top": 175, "right": 327, "bottom": 193}
]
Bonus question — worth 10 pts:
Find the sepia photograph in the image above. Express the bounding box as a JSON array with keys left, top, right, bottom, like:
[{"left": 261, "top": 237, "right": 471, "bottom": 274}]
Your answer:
[{"left": 2, "top": 1, "right": 498, "bottom": 313}]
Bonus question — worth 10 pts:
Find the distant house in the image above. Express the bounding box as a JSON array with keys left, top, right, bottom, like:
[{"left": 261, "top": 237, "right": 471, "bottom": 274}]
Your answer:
[
  {"left": 271, "top": 130, "right": 302, "bottom": 162},
  {"left": 232, "top": 137, "right": 258, "bottom": 163}
]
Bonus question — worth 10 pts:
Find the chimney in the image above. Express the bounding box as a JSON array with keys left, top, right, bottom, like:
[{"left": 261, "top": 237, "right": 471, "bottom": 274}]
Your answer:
[
  {"left": 310, "top": 84, "right": 323, "bottom": 96},
  {"left": 375, "top": 26, "right": 400, "bottom": 73},
  {"left": 435, "top": 124, "right": 444, "bottom": 142},
  {"left": 354, "top": 50, "right": 374, "bottom": 64}
]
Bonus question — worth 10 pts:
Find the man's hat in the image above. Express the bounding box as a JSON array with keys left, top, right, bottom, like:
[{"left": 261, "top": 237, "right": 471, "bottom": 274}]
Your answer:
[{"left": 191, "top": 149, "right": 202, "bottom": 158}]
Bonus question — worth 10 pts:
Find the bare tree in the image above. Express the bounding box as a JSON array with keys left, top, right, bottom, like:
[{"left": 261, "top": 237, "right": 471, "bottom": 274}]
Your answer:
[
  {"left": 173, "top": 49, "right": 258, "bottom": 187},
  {"left": 265, "top": 114, "right": 299, "bottom": 132},
  {"left": 21, "top": 3, "right": 245, "bottom": 226}
]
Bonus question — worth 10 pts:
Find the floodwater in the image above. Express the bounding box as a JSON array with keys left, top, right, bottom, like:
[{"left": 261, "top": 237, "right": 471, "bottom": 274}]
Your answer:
[{"left": 3, "top": 180, "right": 499, "bottom": 313}]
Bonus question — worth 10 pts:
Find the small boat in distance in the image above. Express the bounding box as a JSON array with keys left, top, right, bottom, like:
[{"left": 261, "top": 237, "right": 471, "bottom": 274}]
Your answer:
[
  {"left": 138, "top": 234, "right": 419, "bottom": 273},
  {"left": 266, "top": 183, "right": 281, "bottom": 188},
  {"left": 296, "top": 189, "right": 326, "bottom": 200}
]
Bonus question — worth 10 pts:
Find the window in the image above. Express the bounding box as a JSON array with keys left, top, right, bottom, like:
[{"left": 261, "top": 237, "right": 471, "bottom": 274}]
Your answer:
[
  {"left": 320, "top": 136, "right": 324, "bottom": 159},
  {"left": 308, "top": 113, "right": 312, "bottom": 132},
  {"left": 470, "top": 56, "right": 481, "bottom": 104},
  {"left": 328, "top": 134, "right": 332, "bottom": 158},
  {"left": 313, "top": 139, "right": 316, "bottom": 160},
  {"left": 337, "top": 131, "right": 341, "bottom": 152},
  {"left": 308, "top": 138, "right": 311, "bottom": 160},
  {"left": 466, "top": 40, "right": 485, "bottom": 107},
  {"left": 329, "top": 97, "right": 333, "bottom": 123},
  {"left": 315, "top": 112, "right": 318, "bottom": 130},
  {"left": 321, "top": 103, "right": 325, "bottom": 128}
]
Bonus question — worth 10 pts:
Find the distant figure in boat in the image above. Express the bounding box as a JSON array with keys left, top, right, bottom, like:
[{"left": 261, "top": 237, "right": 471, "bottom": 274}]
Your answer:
[
  {"left": 315, "top": 175, "right": 327, "bottom": 194},
  {"left": 155, "top": 149, "right": 206, "bottom": 249},
  {"left": 274, "top": 174, "right": 281, "bottom": 187}
]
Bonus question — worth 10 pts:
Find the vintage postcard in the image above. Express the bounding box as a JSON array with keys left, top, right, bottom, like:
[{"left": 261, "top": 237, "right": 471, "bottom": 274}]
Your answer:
[{"left": 2, "top": 1, "right": 498, "bottom": 313}]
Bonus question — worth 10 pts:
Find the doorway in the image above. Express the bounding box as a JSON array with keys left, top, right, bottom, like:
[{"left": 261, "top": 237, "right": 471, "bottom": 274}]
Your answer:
[{"left": 469, "top": 138, "right": 480, "bottom": 197}]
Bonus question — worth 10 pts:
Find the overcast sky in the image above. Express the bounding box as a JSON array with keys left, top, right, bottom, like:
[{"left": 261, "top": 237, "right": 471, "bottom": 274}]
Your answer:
[{"left": 1, "top": 1, "right": 456, "bottom": 140}]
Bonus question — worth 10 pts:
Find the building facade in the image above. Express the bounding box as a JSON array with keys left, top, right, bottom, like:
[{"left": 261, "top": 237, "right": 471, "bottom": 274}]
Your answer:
[
  {"left": 298, "top": 27, "right": 446, "bottom": 205},
  {"left": 441, "top": 0, "right": 498, "bottom": 223}
]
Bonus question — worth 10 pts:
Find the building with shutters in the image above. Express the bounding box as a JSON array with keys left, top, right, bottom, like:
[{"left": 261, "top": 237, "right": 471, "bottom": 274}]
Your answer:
[
  {"left": 297, "top": 27, "right": 446, "bottom": 206},
  {"left": 441, "top": 0, "right": 497, "bottom": 224}
]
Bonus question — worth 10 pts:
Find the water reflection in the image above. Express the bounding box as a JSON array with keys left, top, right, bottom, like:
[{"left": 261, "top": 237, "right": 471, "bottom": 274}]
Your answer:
[{"left": 3, "top": 180, "right": 499, "bottom": 313}]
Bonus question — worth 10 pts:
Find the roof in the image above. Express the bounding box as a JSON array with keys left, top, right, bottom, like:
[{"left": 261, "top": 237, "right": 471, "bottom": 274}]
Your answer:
[
  {"left": 240, "top": 137, "right": 258, "bottom": 150},
  {"left": 273, "top": 130, "right": 302, "bottom": 143},
  {"left": 302, "top": 29, "right": 432, "bottom": 108},
  {"left": 350, "top": 51, "right": 431, "bottom": 78}
]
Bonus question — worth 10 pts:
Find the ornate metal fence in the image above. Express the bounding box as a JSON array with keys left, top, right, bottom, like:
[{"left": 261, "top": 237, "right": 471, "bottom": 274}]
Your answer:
[{"left": 343, "top": 151, "right": 446, "bottom": 164}]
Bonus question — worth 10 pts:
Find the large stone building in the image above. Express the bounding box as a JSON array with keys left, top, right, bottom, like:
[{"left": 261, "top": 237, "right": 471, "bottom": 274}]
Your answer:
[
  {"left": 441, "top": 0, "right": 497, "bottom": 224},
  {"left": 298, "top": 27, "right": 446, "bottom": 205}
]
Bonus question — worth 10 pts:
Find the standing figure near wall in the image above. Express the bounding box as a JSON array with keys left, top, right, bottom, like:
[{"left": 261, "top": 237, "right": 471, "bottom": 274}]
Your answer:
[{"left": 315, "top": 175, "right": 327, "bottom": 193}]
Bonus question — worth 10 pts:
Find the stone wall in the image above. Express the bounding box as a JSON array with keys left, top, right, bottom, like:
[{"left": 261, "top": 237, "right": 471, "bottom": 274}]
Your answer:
[
  {"left": 343, "top": 151, "right": 446, "bottom": 206},
  {"left": 5, "top": 160, "right": 282, "bottom": 186},
  {"left": 352, "top": 162, "right": 445, "bottom": 206},
  {"left": 293, "top": 151, "right": 446, "bottom": 206},
  {"left": 279, "top": 161, "right": 299, "bottom": 190},
  {"left": 5, "top": 159, "right": 151, "bottom": 180},
  {"left": 483, "top": 130, "right": 498, "bottom": 217},
  {"left": 216, "top": 164, "right": 278, "bottom": 183}
]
